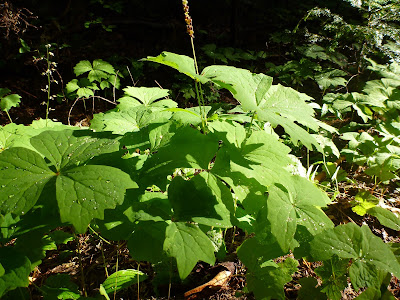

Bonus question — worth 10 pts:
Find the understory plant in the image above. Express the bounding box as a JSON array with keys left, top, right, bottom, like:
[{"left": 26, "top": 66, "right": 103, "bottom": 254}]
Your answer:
[
  {"left": 1, "top": 49, "right": 400, "bottom": 299},
  {"left": 1, "top": 1, "right": 400, "bottom": 300}
]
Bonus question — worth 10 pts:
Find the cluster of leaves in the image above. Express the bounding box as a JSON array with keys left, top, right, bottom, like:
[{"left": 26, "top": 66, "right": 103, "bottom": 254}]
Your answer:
[
  {"left": 65, "top": 59, "right": 121, "bottom": 100},
  {"left": 299, "top": 0, "right": 400, "bottom": 63},
  {"left": 266, "top": 44, "right": 348, "bottom": 91},
  {"left": 1, "top": 52, "right": 400, "bottom": 299}
]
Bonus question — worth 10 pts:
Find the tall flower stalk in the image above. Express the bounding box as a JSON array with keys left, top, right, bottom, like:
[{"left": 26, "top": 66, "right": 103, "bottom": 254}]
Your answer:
[{"left": 182, "top": 0, "right": 207, "bottom": 130}]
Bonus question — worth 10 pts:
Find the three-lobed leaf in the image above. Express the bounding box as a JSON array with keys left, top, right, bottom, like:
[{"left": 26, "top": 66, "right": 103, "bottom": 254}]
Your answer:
[
  {"left": 311, "top": 223, "right": 400, "bottom": 279},
  {"left": 0, "top": 130, "right": 137, "bottom": 232},
  {"left": 163, "top": 222, "right": 215, "bottom": 279}
]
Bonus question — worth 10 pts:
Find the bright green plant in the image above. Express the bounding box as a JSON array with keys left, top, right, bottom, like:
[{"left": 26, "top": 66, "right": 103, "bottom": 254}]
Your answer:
[
  {"left": 1, "top": 50, "right": 400, "bottom": 299},
  {"left": 0, "top": 88, "right": 21, "bottom": 123},
  {"left": 66, "top": 59, "right": 122, "bottom": 100}
]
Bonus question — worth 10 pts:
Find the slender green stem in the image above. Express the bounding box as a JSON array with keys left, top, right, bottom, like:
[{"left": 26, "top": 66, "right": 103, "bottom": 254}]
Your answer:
[
  {"left": 88, "top": 225, "right": 112, "bottom": 245},
  {"left": 190, "top": 37, "right": 207, "bottom": 131},
  {"left": 100, "top": 240, "right": 109, "bottom": 278},
  {"left": 5, "top": 111, "right": 12, "bottom": 123},
  {"left": 191, "top": 38, "right": 199, "bottom": 75},
  {"left": 246, "top": 112, "right": 256, "bottom": 138},
  {"left": 45, "top": 46, "right": 51, "bottom": 125},
  {"left": 137, "top": 263, "right": 140, "bottom": 300}
]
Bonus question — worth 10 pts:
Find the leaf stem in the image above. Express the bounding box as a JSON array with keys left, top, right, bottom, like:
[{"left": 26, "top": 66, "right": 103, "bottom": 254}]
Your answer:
[{"left": 5, "top": 111, "right": 12, "bottom": 123}]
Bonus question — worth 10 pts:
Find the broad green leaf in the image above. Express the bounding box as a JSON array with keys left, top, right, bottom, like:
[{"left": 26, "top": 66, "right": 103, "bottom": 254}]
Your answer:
[
  {"left": 0, "top": 130, "right": 137, "bottom": 233},
  {"left": 168, "top": 172, "right": 232, "bottom": 227},
  {"left": 0, "top": 94, "right": 21, "bottom": 112},
  {"left": 90, "top": 106, "right": 173, "bottom": 135},
  {"left": 237, "top": 237, "right": 285, "bottom": 270},
  {"left": 315, "top": 256, "right": 349, "bottom": 300},
  {"left": 56, "top": 165, "right": 136, "bottom": 232},
  {"left": 246, "top": 257, "right": 298, "bottom": 300},
  {"left": 349, "top": 261, "right": 380, "bottom": 291},
  {"left": 314, "top": 69, "right": 347, "bottom": 90},
  {"left": 202, "top": 66, "right": 326, "bottom": 150},
  {"left": 127, "top": 221, "right": 168, "bottom": 263},
  {"left": 74, "top": 59, "right": 115, "bottom": 82},
  {"left": 73, "top": 60, "right": 92, "bottom": 76},
  {"left": 0, "top": 88, "right": 11, "bottom": 98},
  {"left": 14, "top": 230, "right": 57, "bottom": 268},
  {"left": 368, "top": 206, "right": 400, "bottom": 231},
  {"left": 48, "top": 230, "right": 74, "bottom": 245},
  {"left": 169, "top": 107, "right": 203, "bottom": 125},
  {"left": 352, "top": 190, "right": 379, "bottom": 216},
  {"left": 102, "top": 269, "right": 147, "bottom": 295},
  {"left": 355, "top": 269, "right": 395, "bottom": 300},
  {"left": 92, "top": 59, "right": 115, "bottom": 74},
  {"left": 143, "top": 52, "right": 208, "bottom": 83},
  {"left": 123, "top": 86, "right": 169, "bottom": 106},
  {"left": 1, "top": 120, "right": 72, "bottom": 153},
  {"left": 209, "top": 121, "right": 294, "bottom": 210},
  {"left": 41, "top": 274, "right": 80, "bottom": 300},
  {"left": 163, "top": 222, "right": 215, "bottom": 279},
  {"left": 139, "top": 125, "right": 218, "bottom": 190},
  {"left": 0, "top": 147, "right": 55, "bottom": 215},
  {"left": 0, "top": 123, "right": 23, "bottom": 151},
  {"left": 66, "top": 78, "right": 99, "bottom": 98},
  {"left": 265, "top": 176, "right": 333, "bottom": 251},
  {"left": 202, "top": 65, "right": 273, "bottom": 111},
  {"left": 0, "top": 248, "right": 31, "bottom": 298},
  {"left": 297, "top": 277, "right": 326, "bottom": 300},
  {"left": 128, "top": 191, "right": 172, "bottom": 222},
  {"left": 30, "top": 129, "right": 120, "bottom": 170},
  {"left": 311, "top": 223, "right": 400, "bottom": 279},
  {"left": 266, "top": 184, "right": 297, "bottom": 251}
]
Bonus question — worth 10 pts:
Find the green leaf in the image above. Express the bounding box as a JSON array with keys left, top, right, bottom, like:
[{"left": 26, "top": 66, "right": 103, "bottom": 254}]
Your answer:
[
  {"left": 314, "top": 69, "right": 347, "bottom": 90},
  {"left": 41, "top": 274, "right": 80, "bottom": 300},
  {"left": 0, "top": 147, "right": 55, "bottom": 215},
  {"left": 311, "top": 223, "right": 400, "bottom": 279},
  {"left": 349, "top": 261, "right": 380, "bottom": 291},
  {"left": 74, "top": 59, "right": 115, "bottom": 83},
  {"left": 265, "top": 176, "right": 333, "bottom": 251},
  {"left": 66, "top": 78, "right": 99, "bottom": 98},
  {"left": 127, "top": 221, "right": 168, "bottom": 263},
  {"left": 298, "top": 277, "right": 326, "bottom": 300},
  {"left": 102, "top": 269, "right": 147, "bottom": 295},
  {"left": 202, "top": 66, "right": 327, "bottom": 150},
  {"left": 315, "top": 256, "right": 349, "bottom": 300},
  {"left": 139, "top": 125, "right": 218, "bottom": 190},
  {"left": 0, "top": 248, "right": 31, "bottom": 298},
  {"left": 0, "top": 130, "right": 137, "bottom": 233},
  {"left": 352, "top": 190, "right": 379, "bottom": 216},
  {"left": 56, "top": 165, "right": 136, "bottom": 232},
  {"left": 168, "top": 172, "right": 232, "bottom": 227},
  {"left": 143, "top": 52, "right": 208, "bottom": 83},
  {"left": 163, "top": 222, "right": 215, "bottom": 279},
  {"left": 48, "top": 230, "right": 74, "bottom": 245},
  {"left": 30, "top": 129, "right": 120, "bottom": 170},
  {"left": 0, "top": 88, "right": 11, "bottom": 98},
  {"left": 368, "top": 206, "right": 400, "bottom": 231},
  {"left": 123, "top": 87, "right": 169, "bottom": 106},
  {"left": 237, "top": 237, "right": 285, "bottom": 270},
  {"left": 90, "top": 106, "right": 173, "bottom": 135},
  {"left": 73, "top": 60, "right": 93, "bottom": 76},
  {"left": 246, "top": 257, "right": 298, "bottom": 300},
  {"left": 0, "top": 94, "right": 21, "bottom": 112}
]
